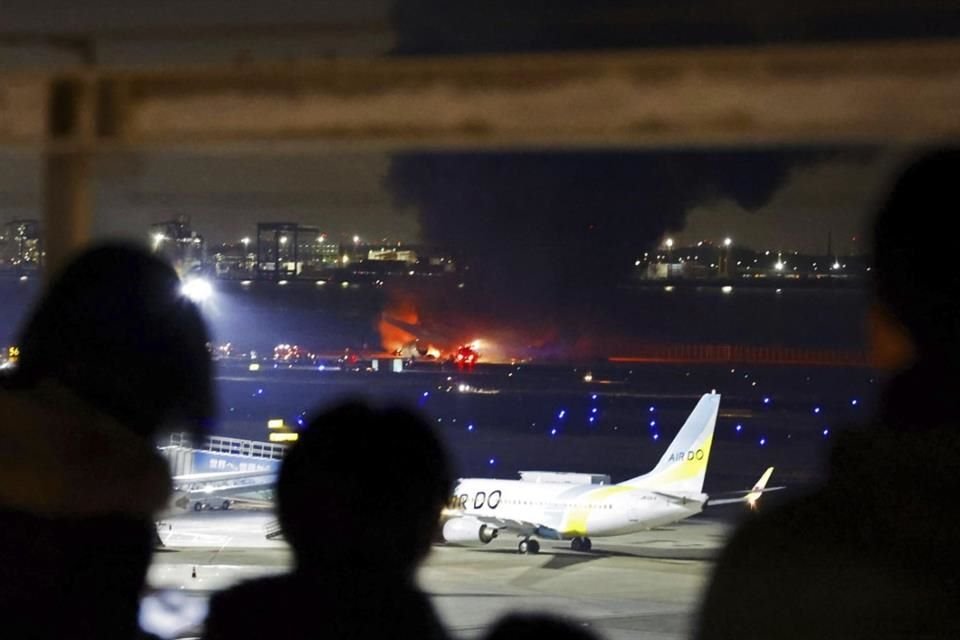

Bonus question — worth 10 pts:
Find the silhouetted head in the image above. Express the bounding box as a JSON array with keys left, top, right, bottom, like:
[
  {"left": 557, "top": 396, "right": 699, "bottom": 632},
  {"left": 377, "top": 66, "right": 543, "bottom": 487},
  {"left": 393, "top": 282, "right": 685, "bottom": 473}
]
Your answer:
[
  {"left": 871, "top": 149, "right": 960, "bottom": 368},
  {"left": 484, "top": 613, "right": 600, "bottom": 640},
  {"left": 8, "top": 243, "right": 215, "bottom": 437},
  {"left": 277, "top": 401, "right": 452, "bottom": 574}
]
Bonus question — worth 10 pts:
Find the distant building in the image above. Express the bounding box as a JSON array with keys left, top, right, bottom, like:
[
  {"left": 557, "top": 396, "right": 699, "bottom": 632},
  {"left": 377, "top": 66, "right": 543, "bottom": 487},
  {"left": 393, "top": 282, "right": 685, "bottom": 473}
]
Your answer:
[
  {"left": 368, "top": 248, "right": 418, "bottom": 264},
  {"left": 255, "top": 223, "right": 340, "bottom": 278},
  {"left": 0, "top": 219, "right": 42, "bottom": 270},
  {"left": 212, "top": 243, "right": 249, "bottom": 278},
  {"left": 150, "top": 216, "right": 205, "bottom": 276}
]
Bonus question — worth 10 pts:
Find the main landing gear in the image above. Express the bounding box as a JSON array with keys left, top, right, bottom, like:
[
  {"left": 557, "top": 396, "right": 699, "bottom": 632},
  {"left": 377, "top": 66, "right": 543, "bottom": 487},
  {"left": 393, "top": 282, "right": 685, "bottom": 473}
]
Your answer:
[
  {"left": 570, "top": 536, "right": 593, "bottom": 552},
  {"left": 518, "top": 538, "right": 541, "bottom": 554}
]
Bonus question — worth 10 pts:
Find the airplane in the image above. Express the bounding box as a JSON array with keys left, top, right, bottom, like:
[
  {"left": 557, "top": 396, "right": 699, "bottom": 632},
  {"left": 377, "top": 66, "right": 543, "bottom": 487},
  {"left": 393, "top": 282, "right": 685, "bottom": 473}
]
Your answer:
[{"left": 439, "top": 391, "right": 782, "bottom": 554}]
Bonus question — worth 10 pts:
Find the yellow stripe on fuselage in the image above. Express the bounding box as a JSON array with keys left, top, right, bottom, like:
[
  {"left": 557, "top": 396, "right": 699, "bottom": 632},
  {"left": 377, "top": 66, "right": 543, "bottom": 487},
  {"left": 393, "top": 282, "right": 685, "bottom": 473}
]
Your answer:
[{"left": 560, "top": 485, "right": 634, "bottom": 537}]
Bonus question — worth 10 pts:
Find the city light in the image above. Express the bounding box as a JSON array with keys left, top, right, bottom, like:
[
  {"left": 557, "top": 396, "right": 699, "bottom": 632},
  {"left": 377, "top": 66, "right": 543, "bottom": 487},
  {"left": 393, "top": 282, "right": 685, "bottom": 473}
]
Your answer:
[
  {"left": 664, "top": 238, "right": 674, "bottom": 248},
  {"left": 353, "top": 235, "right": 360, "bottom": 244},
  {"left": 722, "top": 285, "right": 733, "bottom": 294},
  {"left": 279, "top": 236, "right": 288, "bottom": 245},
  {"left": 724, "top": 237, "right": 732, "bottom": 247},
  {"left": 181, "top": 277, "right": 213, "bottom": 303}
]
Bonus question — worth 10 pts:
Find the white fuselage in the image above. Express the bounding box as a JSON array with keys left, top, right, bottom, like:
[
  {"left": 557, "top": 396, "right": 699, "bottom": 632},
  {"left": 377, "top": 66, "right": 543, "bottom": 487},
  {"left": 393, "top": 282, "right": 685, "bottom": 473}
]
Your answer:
[{"left": 450, "top": 478, "right": 705, "bottom": 539}]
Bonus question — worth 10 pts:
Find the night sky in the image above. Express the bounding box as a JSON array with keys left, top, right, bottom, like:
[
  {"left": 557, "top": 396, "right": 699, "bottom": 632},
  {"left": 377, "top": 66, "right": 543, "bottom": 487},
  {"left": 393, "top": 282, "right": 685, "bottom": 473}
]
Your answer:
[{"left": 0, "top": 1, "right": 945, "bottom": 303}]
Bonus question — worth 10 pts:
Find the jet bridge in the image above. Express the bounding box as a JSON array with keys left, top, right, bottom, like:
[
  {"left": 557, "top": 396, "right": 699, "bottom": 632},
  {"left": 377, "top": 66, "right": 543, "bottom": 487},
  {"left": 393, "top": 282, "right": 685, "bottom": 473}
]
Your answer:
[{"left": 159, "top": 433, "right": 285, "bottom": 510}]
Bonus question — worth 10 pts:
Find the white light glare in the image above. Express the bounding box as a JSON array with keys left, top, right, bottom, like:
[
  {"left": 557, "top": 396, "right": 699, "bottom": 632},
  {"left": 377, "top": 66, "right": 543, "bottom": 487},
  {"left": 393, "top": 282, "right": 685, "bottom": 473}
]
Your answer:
[{"left": 181, "top": 278, "right": 213, "bottom": 303}]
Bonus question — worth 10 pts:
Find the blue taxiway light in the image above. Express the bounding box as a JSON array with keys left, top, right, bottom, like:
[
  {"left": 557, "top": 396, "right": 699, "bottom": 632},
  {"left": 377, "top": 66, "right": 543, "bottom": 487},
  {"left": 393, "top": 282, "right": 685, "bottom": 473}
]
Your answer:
[
  {"left": 488, "top": 458, "right": 495, "bottom": 465},
  {"left": 558, "top": 410, "right": 566, "bottom": 419},
  {"left": 759, "top": 437, "right": 767, "bottom": 446},
  {"left": 735, "top": 424, "right": 743, "bottom": 432}
]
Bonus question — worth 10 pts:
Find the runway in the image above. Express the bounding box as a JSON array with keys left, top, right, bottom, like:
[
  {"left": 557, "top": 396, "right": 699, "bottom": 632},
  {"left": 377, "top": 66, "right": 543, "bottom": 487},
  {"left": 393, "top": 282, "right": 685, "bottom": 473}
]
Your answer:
[{"left": 146, "top": 511, "right": 735, "bottom": 639}]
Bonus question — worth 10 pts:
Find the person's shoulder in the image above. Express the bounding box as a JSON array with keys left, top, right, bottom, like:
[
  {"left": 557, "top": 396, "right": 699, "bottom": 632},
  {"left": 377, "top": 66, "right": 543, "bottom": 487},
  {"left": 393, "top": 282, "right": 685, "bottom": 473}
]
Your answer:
[
  {"left": 711, "top": 485, "right": 865, "bottom": 583},
  {"left": 204, "top": 576, "right": 300, "bottom": 639},
  {"left": 209, "top": 574, "right": 295, "bottom": 609}
]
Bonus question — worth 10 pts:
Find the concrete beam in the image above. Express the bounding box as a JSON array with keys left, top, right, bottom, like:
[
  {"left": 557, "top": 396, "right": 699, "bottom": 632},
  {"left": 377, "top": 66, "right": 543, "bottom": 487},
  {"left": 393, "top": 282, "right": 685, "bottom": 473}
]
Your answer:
[
  {"left": 10, "top": 39, "right": 960, "bottom": 150},
  {"left": 3, "top": 39, "right": 960, "bottom": 152}
]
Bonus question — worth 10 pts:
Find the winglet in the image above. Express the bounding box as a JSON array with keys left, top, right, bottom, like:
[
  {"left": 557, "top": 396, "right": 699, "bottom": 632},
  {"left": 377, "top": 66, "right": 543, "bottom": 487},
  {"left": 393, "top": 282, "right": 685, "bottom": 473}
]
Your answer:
[{"left": 745, "top": 466, "right": 775, "bottom": 509}]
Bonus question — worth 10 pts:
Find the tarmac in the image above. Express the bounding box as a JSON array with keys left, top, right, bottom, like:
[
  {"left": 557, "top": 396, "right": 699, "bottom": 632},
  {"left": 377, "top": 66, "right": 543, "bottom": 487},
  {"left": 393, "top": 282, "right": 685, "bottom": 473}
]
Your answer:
[{"left": 146, "top": 510, "right": 736, "bottom": 639}]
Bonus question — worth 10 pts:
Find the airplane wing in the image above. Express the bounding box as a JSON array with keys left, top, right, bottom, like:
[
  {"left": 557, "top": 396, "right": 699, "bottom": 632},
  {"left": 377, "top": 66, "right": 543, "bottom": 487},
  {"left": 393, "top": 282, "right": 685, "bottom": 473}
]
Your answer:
[
  {"left": 468, "top": 513, "right": 541, "bottom": 537},
  {"left": 652, "top": 491, "right": 708, "bottom": 506},
  {"left": 707, "top": 467, "right": 784, "bottom": 507}
]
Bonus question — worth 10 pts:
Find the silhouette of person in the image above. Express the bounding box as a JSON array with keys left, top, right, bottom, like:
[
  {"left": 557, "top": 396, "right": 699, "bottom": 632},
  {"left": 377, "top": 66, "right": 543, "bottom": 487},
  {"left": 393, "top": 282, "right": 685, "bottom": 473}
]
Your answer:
[
  {"left": 484, "top": 613, "right": 602, "bottom": 640},
  {"left": 695, "top": 150, "right": 960, "bottom": 639},
  {"left": 202, "top": 401, "right": 453, "bottom": 640},
  {"left": 0, "top": 243, "right": 215, "bottom": 639}
]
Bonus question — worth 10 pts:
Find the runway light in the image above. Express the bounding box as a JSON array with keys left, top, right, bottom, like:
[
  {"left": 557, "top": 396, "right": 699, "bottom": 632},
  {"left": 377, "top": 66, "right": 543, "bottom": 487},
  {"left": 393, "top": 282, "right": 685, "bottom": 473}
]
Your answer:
[
  {"left": 278, "top": 280, "right": 288, "bottom": 286},
  {"left": 248, "top": 363, "right": 260, "bottom": 372},
  {"left": 180, "top": 278, "right": 213, "bottom": 303},
  {"left": 721, "top": 285, "right": 733, "bottom": 294}
]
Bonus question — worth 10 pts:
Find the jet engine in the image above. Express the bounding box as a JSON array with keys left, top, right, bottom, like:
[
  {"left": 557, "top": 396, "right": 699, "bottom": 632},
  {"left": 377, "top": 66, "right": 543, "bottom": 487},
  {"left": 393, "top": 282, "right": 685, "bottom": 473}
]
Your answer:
[{"left": 441, "top": 517, "right": 498, "bottom": 545}]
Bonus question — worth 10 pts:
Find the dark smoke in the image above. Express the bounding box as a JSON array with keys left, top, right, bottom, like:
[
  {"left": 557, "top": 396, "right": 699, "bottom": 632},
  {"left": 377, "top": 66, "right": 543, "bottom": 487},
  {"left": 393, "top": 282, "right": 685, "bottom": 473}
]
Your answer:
[
  {"left": 390, "top": 1, "right": 960, "bottom": 56},
  {"left": 387, "top": 150, "right": 835, "bottom": 328}
]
